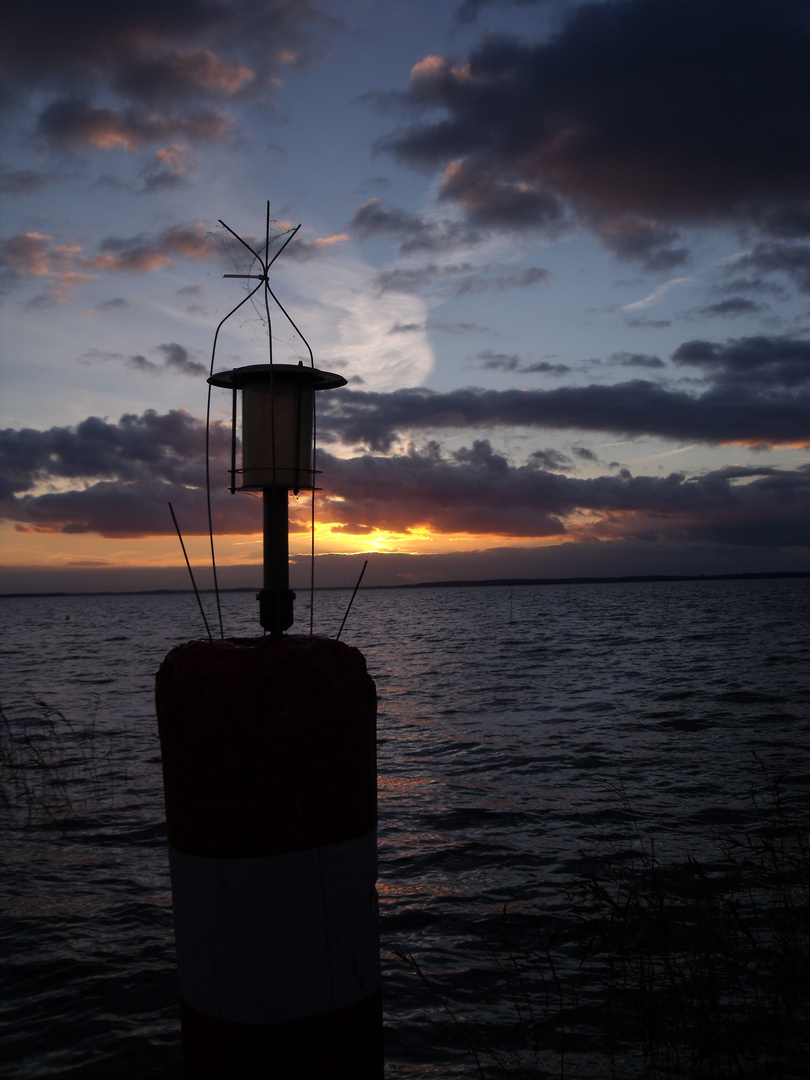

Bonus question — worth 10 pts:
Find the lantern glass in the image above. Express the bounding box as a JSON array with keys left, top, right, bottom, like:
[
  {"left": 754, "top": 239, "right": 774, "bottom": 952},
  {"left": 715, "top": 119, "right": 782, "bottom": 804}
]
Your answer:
[
  {"left": 207, "top": 363, "right": 347, "bottom": 493},
  {"left": 241, "top": 380, "right": 314, "bottom": 490}
]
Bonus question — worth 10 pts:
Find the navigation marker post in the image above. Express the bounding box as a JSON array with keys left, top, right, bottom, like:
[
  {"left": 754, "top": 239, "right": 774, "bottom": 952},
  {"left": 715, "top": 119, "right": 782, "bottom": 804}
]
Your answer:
[{"left": 155, "top": 212, "right": 382, "bottom": 1078}]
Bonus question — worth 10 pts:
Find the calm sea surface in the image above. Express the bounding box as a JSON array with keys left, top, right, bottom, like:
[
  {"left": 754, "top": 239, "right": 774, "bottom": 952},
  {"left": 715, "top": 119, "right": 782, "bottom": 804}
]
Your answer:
[{"left": 1, "top": 579, "right": 809, "bottom": 1078}]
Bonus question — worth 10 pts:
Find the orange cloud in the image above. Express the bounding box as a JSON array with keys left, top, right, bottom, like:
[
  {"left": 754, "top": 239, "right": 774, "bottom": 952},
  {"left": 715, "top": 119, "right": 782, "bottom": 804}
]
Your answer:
[{"left": 1, "top": 223, "right": 211, "bottom": 300}]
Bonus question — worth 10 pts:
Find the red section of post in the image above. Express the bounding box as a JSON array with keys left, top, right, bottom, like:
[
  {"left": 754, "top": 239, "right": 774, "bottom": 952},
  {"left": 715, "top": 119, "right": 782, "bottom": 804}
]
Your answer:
[{"left": 156, "top": 635, "right": 381, "bottom": 1078}]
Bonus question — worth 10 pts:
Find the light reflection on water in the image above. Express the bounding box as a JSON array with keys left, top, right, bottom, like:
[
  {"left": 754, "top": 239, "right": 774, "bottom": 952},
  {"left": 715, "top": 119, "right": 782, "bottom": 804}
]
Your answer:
[{"left": 1, "top": 578, "right": 809, "bottom": 1077}]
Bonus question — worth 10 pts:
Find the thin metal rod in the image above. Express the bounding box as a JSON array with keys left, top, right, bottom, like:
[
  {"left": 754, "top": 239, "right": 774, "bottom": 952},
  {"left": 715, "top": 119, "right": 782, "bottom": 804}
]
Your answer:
[
  {"left": 229, "top": 388, "right": 237, "bottom": 494},
  {"left": 336, "top": 560, "right": 368, "bottom": 641},
  {"left": 267, "top": 223, "right": 300, "bottom": 270},
  {"left": 205, "top": 278, "right": 263, "bottom": 640},
  {"left": 309, "top": 490, "right": 316, "bottom": 637},
  {"left": 218, "top": 218, "right": 265, "bottom": 268},
  {"left": 310, "top": 387, "right": 317, "bottom": 636},
  {"left": 265, "top": 283, "right": 314, "bottom": 366},
  {"left": 169, "top": 503, "right": 213, "bottom": 641}
]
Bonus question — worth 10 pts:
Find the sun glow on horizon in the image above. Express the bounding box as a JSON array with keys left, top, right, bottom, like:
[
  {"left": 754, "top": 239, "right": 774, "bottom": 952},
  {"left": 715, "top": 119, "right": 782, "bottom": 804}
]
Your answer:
[{"left": 0, "top": 518, "right": 572, "bottom": 574}]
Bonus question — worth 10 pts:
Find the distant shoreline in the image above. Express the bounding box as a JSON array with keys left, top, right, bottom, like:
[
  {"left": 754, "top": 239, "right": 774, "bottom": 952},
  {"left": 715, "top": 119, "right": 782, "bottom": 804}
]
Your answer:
[{"left": 2, "top": 569, "right": 808, "bottom": 599}]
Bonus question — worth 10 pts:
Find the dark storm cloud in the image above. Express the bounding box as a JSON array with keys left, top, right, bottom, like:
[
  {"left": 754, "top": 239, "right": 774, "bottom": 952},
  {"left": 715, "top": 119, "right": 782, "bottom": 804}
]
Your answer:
[
  {"left": 0, "top": 409, "right": 257, "bottom": 537},
  {"left": 1, "top": 0, "right": 333, "bottom": 150},
  {"left": 0, "top": 410, "right": 221, "bottom": 497},
  {"left": 383, "top": 0, "right": 810, "bottom": 249},
  {"left": 319, "top": 335, "right": 810, "bottom": 450},
  {"left": 437, "top": 160, "right": 564, "bottom": 230},
  {"left": 671, "top": 336, "right": 810, "bottom": 390},
  {"left": 318, "top": 445, "right": 810, "bottom": 547},
  {"left": 3, "top": 412, "right": 808, "bottom": 550}
]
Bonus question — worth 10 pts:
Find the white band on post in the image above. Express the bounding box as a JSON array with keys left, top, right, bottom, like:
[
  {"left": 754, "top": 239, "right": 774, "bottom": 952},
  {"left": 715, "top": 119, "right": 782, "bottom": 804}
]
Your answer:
[{"left": 169, "top": 832, "right": 380, "bottom": 1025}]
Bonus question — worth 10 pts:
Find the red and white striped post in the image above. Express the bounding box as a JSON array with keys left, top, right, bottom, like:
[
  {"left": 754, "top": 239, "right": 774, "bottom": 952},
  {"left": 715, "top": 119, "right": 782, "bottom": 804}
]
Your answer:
[
  {"left": 155, "top": 249, "right": 381, "bottom": 1076},
  {"left": 156, "top": 633, "right": 381, "bottom": 1078}
]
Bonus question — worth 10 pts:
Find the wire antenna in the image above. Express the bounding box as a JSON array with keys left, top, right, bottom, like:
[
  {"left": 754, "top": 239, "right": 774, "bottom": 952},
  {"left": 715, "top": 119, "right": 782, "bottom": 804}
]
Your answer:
[
  {"left": 336, "top": 560, "right": 368, "bottom": 641},
  {"left": 205, "top": 204, "right": 321, "bottom": 637},
  {"left": 169, "top": 502, "right": 213, "bottom": 640}
]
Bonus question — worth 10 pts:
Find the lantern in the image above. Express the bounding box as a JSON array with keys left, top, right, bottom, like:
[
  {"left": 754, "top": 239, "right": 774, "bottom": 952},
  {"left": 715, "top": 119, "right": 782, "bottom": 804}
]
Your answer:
[{"left": 208, "top": 360, "right": 347, "bottom": 634}]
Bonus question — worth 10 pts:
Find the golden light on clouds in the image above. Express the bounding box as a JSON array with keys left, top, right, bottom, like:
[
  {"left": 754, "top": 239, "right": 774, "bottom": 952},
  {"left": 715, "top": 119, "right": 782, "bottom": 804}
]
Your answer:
[{"left": 1, "top": 518, "right": 572, "bottom": 575}]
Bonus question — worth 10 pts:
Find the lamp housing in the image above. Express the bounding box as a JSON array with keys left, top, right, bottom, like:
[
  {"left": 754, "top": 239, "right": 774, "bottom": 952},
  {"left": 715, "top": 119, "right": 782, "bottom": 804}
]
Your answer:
[{"left": 208, "top": 363, "right": 346, "bottom": 493}]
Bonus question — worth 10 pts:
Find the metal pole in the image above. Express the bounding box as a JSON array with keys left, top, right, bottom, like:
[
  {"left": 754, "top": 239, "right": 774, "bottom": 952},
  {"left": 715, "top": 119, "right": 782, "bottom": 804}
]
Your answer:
[{"left": 259, "top": 486, "right": 295, "bottom": 634}]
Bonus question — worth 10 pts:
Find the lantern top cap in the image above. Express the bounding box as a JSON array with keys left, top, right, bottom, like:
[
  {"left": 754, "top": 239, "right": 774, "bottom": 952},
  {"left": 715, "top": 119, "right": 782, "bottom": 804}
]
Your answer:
[{"left": 208, "top": 363, "right": 347, "bottom": 391}]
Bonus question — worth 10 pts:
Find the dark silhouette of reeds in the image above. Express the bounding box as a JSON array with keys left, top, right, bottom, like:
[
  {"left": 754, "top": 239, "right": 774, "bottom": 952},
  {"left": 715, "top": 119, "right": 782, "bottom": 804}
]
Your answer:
[{"left": 0, "top": 697, "right": 131, "bottom": 828}]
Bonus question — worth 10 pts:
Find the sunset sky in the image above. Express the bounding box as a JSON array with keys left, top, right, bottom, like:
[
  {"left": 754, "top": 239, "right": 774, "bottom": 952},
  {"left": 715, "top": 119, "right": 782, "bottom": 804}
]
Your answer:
[{"left": 2, "top": 0, "right": 809, "bottom": 593}]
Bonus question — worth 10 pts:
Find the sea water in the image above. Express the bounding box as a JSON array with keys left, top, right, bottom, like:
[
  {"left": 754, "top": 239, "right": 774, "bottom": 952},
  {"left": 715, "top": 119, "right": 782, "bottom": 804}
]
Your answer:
[{"left": 1, "top": 578, "right": 809, "bottom": 1078}]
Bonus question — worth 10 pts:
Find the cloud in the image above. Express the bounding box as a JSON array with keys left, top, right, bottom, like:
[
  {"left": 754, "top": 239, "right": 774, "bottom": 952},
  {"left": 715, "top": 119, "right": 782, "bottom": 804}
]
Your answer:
[
  {"left": 529, "top": 447, "right": 572, "bottom": 471},
  {"left": 318, "top": 444, "right": 810, "bottom": 548},
  {"left": 372, "top": 259, "right": 549, "bottom": 297},
  {"left": 625, "top": 317, "right": 672, "bottom": 329},
  {"left": 382, "top": 0, "right": 810, "bottom": 251},
  {"left": 348, "top": 197, "right": 482, "bottom": 254},
  {"left": 699, "top": 297, "right": 766, "bottom": 318},
  {"left": 2, "top": 0, "right": 334, "bottom": 152},
  {"left": 140, "top": 143, "right": 198, "bottom": 190},
  {"left": 476, "top": 350, "right": 571, "bottom": 375},
  {"left": 318, "top": 335, "right": 810, "bottom": 450},
  {"left": 281, "top": 233, "right": 349, "bottom": 260},
  {"left": 3, "top": 411, "right": 808, "bottom": 554},
  {"left": 598, "top": 217, "right": 689, "bottom": 272},
  {"left": 572, "top": 445, "right": 598, "bottom": 462},
  {"left": 156, "top": 342, "right": 207, "bottom": 376},
  {"left": 437, "top": 159, "right": 564, "bottom": 230},
  {"left": 0, "top": 222, "right": 211, "bottom": 299},
  {"left": 431, "top": 320, "right": 496, "bottom": 335},
  {"left": 0, "top": 168, "right": 56, "bottom": 194},
  {"left": 88, "top": 297, "right": 129, "bottom": 313},
  {"left": 79, "top": 343, "right": 206, "bottom": 376},
  {"left": 91, "top": 223, "right": 208, "bottom": 271},
  {"left": 389, "top": 322, "right": 423, "bottom": 334},
  {"left": 36, "top": 99, "right": 228, "bottom": 151},
  {"left": 0, "top": 409, "right": 257, "bottom": 537},
  {"left": 455, "top": 265, "right": 550, "bottom": 294},
  {"left": 456, "top": 0, "right": 552, "bottom": 24},
  {"left": 738, "top": 242, "right": 810, "bottom": 294},
  {"left": 373, "top": 262, "right": 476, "bottom": 295},
  {"left": 671, "top": 336, "right": 810, "bottom": 390},
  {"left": 611, "top": 352, "right": 665, "bottom": 369},
  {"left": 0, "top": 232, "right": 98, "bottom": 300}
]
